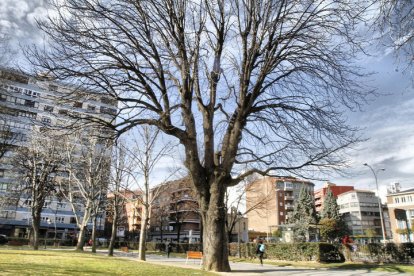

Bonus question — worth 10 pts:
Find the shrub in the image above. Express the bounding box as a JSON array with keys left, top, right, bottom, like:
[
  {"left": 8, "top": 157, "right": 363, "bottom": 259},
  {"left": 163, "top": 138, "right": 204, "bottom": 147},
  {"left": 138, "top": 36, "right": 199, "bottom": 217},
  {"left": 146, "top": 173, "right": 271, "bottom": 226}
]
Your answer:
[{"left": 245, "top": 242, "right": 343, "bottom": 262}]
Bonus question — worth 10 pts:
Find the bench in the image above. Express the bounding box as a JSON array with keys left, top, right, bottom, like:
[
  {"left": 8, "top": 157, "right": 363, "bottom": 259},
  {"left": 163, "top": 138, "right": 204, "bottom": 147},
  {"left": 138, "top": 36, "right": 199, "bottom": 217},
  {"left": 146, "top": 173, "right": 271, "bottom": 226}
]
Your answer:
[
  {"left": 186, "top": 251, "right": 203, "bottom": 265},
  {"left": 120, "top": 246, "right": 129, "bottom": 253}
]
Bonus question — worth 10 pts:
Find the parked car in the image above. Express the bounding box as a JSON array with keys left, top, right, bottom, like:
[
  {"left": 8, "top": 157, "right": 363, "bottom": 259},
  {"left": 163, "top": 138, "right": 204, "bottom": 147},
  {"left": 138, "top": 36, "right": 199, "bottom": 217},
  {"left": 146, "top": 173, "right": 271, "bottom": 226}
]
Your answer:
[{"left": 0, "top": 234, "right": 8, "bottom": 245}]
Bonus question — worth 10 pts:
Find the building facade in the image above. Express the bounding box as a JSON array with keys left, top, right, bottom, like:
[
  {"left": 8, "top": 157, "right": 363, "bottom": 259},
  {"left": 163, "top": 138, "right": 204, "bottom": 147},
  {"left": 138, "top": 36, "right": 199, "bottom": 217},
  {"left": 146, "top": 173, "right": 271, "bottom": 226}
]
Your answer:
[
  {"left": 337, "top": 189, "right": 391, "bottom": 243},
  {"left": 0, "top": 68, "right": 115, "bottom": 240},
  {"left": 314, "top": 182, "right": 354, "bottom": 213},
  {"left": 386, "top": 187, "right": 414, "bottom": 243},
  {"left": 246, "top": 176, "right": 314, "bottom": 234},
  {"left": 149, "top": 177, "right": 201, "bottom": 243}
]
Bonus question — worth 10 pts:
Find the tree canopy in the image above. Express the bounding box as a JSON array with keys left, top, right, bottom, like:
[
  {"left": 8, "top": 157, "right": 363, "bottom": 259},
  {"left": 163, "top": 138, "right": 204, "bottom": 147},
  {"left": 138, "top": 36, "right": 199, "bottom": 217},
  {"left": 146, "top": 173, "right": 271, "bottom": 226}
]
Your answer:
[{"left": 27, "top": 0, "right": 373, "bottom": 271}]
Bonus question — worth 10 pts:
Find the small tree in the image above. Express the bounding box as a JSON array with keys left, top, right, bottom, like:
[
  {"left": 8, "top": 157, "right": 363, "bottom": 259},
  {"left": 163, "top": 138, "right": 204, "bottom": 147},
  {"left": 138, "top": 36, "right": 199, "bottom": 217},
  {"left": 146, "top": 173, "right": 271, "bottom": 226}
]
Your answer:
[
  {"left": 289, "top": 186, "right": 317, "bottom": 242},
  {"left": 127, "top": 126, "right": 175, "bottom": 261},
  {"left": 319, "top": 187, "right": 348, "bottom": 242},
  {"left": 12, "top": 129, "right": 64, "bottom": 250},
  {"left": 107, "top": 140, "right": 130, "bottom": 256},
  {"left": 61, "top": 132, "right": 111, "bottom": 251}
]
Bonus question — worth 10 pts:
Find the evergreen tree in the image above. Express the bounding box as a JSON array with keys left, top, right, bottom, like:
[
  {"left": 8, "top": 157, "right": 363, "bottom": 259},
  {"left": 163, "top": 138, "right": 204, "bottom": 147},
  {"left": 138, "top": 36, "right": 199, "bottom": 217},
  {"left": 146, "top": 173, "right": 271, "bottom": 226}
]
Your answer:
[
  {"left": 290, "top": 186, "right": 317, "bottom": 242},
  {"left": 320, "top": 188, "right": 340, "bottom": 220},
  {"left": 319, "top": 187, "right": 349, "bottom": 242}
]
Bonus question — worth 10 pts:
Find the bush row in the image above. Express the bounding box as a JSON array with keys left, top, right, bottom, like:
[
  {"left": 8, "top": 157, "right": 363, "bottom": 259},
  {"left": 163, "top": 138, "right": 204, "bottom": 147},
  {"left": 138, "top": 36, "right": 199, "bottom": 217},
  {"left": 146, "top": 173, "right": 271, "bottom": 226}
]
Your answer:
[{"left": 342, "top": 243, "right": 414, "bottom": 264}]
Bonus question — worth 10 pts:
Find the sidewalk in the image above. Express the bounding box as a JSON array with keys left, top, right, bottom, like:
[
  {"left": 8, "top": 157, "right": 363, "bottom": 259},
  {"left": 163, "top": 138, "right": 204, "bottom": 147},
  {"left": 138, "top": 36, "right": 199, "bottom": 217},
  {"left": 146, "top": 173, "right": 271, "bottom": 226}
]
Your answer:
[{"left": 108, "top": 251, "right": 406, "bottom": 276}]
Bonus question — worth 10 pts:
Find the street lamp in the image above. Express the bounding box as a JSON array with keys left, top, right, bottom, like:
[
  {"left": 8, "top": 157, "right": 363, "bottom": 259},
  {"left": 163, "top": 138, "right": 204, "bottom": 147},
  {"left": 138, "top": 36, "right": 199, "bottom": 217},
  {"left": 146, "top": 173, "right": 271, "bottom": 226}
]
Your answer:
[
  {"left": 237, "top": 212, "right": 242, "bottom": 258},
  {"left": 363, "top": 163, "right": 386, "bottom": 243}
]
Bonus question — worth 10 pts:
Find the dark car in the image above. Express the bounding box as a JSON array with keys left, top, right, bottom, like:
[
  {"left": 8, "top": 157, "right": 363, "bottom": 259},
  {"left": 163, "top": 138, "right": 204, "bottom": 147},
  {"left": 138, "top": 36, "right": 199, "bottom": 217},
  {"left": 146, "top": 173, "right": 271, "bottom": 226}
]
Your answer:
[{"left": 0, "top": 234, "right": 8, "bottom": 245}]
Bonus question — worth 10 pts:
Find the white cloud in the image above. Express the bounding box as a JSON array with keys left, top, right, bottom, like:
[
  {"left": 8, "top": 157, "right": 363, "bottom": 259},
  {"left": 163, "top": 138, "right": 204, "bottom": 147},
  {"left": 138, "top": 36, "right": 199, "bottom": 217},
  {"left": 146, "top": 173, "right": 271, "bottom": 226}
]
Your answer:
[{"left": 27, "top": 7, "right": 49, "bottom": 26}]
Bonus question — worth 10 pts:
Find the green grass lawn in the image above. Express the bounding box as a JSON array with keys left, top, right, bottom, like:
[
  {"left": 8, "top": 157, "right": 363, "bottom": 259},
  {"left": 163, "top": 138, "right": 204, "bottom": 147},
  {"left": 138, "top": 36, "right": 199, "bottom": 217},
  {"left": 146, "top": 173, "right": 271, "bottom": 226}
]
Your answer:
[
  {"left": 229, "top": 257, "right": 414, "bottom": 274},
  {"left": 0, "top": 249, "right": 215, "bottom": 276}
]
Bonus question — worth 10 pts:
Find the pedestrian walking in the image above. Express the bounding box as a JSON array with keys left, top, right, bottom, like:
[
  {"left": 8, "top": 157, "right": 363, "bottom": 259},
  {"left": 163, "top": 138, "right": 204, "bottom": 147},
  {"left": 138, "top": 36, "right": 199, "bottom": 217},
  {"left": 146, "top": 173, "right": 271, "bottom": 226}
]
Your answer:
[
  {"left": 166, "top": 242, "right": 172, "bottom": 258},
  {"left": 256, "top": 239, "right": 265, "bottom": 266}
]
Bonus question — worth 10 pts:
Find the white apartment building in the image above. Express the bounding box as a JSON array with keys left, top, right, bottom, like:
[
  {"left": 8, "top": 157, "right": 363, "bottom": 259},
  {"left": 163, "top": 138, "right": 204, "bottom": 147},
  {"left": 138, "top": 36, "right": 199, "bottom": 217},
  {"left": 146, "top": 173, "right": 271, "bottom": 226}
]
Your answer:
[
  {"left": 0, "top": 68, "right": 115, "bottom": 240},
  {"left": 338, "top": 189, "right": 391, "bottom": 243}
]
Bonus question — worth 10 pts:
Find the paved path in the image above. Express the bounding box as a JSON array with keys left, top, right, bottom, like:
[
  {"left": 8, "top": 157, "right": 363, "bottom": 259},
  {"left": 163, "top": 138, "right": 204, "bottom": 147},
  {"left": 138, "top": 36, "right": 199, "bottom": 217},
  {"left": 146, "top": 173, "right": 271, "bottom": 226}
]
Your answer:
[{"left": 107, "top": 251, "right": 411, "bottom": 276}]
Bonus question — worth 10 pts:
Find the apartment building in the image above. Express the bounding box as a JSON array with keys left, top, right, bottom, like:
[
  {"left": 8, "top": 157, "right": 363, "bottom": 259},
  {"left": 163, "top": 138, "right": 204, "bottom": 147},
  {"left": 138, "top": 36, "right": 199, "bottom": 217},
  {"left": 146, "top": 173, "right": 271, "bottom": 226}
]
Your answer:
[
  {"left": 337, "top": 189, "right": 391, "bottom": 243},
  {"left": 386, "top": 187, "right": 414, "bottom": 243},
  {"left": 0, "top": 68, "right": 115, "bottom": 239},
  {"left": 149, "top": 177, "right": 201, "bottom": 243},
  {"left": 105, "top": 190, "right": 143, "bottom": 240},
  {"left": 314, "top": 182, "right": 354, "bottom": 213},
  {"left": 246, "top": 176, "right": 314, "bottom": 233}
]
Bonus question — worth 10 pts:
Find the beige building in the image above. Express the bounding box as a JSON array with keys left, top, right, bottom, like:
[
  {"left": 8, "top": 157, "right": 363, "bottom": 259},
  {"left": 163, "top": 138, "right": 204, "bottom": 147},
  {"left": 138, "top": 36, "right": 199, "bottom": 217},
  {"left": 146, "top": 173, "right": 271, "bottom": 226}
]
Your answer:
[
  {"left": 386, "top": 187, "right": 414, "bottom": 243},
  {"left": 246, "top": 176, "right": 314, "bottom": 234}
]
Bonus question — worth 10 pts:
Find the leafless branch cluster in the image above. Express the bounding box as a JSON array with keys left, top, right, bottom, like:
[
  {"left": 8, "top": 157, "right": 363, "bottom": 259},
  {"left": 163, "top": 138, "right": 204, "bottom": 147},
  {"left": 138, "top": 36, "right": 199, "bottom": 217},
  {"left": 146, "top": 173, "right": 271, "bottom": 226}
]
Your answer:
[{"left": 26, "top": 0, "right": 373, "bottom": 270}]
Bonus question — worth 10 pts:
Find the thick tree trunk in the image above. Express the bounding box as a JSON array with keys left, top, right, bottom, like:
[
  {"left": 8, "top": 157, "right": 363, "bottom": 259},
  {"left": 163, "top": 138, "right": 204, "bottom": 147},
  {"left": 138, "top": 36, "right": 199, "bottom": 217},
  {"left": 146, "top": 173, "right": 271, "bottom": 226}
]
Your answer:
[
  {"left": 200, "top": 181, "right": 230, "bottom": 272},
  {"left": 31, "top": 207, "right": 42, "bottom": 250},
  {"left": 138, "top": 208, "right": 149, "bottom": 260},
  {"left": 32, "top": 219, "right": 40, "bottom": 250}
]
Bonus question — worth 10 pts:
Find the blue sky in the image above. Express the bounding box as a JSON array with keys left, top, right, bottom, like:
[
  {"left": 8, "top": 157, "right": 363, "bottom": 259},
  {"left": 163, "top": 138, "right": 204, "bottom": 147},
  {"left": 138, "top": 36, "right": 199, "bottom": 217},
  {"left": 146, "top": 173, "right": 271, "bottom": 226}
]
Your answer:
[{"left": 1, "top": 0, "right": 413, "bottom": 199}]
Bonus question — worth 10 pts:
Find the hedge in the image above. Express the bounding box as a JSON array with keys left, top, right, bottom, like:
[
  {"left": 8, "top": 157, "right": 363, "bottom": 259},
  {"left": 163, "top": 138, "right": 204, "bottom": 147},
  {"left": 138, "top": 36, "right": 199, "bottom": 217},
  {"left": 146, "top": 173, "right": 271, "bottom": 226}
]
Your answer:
[
  {"left": 340, "top": 242, "right": 414, "bottom": 264},
  {"left": 230, "top": 242, "right": 344, "bottom": 262}
]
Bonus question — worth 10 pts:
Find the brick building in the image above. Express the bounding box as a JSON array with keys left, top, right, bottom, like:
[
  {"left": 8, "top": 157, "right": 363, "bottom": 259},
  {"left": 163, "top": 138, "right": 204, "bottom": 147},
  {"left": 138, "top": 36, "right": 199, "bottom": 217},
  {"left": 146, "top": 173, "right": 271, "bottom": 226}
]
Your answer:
[
  {"left": 246, "top": 176, "right": 314, "bottom": 234},
  {"left": 314, "top": 182, "right": 354, "bottom": 213}
]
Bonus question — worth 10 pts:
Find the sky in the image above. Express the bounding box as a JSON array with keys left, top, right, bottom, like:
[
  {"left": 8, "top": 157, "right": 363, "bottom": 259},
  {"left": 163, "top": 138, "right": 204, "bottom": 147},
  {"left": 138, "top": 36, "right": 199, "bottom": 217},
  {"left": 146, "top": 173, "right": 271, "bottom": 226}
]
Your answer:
[{"left": 1, "top": 0, "right": 413, "bottom": 201}]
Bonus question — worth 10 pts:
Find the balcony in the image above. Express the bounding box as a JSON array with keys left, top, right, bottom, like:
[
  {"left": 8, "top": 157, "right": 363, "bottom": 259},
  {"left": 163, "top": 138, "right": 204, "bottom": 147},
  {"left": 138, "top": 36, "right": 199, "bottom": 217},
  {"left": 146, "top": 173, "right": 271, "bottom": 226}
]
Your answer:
[
  {"left": 284, "top": 195, "right": 294, "bottom": 201},
  {"left": 285, "top": 204, "right": 294, "bottom": 210}
]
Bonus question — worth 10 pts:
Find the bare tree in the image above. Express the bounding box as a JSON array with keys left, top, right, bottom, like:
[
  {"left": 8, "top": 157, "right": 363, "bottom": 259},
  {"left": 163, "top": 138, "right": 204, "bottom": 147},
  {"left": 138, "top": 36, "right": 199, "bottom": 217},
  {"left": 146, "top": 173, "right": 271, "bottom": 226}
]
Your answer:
[
  {"left": 107, "top": 140, "right": 130, "bottom": 256},
  {"left": 28, "top": 0, "right": 372, "bottom": 271},
  {"left": 12, "top": 129, "right": 64, "bottom": 250},
  {"left": 127, "top": 126, "right": 174, "bottom": 261},
  {"left": 375, "top": 1, "right": 414, "bottom": 69},
  {"left": 61, "top": 132, "right": 111, "bottom": 251}
]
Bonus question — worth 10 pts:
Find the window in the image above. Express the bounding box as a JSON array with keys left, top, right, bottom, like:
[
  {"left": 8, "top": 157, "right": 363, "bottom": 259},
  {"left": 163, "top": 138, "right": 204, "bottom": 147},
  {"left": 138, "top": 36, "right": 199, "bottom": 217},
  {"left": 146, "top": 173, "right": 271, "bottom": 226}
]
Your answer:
[
  {"left": 280, "top": 212, "right": 284, "bottom": 216},
  {"left": 56, "top": 217, "right": 65, "bottom": 223},
  {"left": 70, "top": 217, "right": 77, "bottom": 224},
  {"left": 24, "top": 199, "right": 32, "bottom": 206},
  {"left": 24, "top": 100, "right": 37, "bottom": 108},
  {"left": 41, "top": 117, "right": 51, "bottom": 125},
  {"left": 49, "top": 85, "right": 58, "bottom": 92},
  {"left": 0, "top": 183, "right": 8, "bottom": 191},
  {"left": 395, "top": 198, "right": 400, "bottom": 203},
  {"left": 56, "top": 203, "right": 66, "bottom": 209},
  {"left": 87, "top": 105, "right": 96, "bottom": 111},
  {"left": 100, "top": 106, "right": 117, "bottom": 115},
  {"left": 43, "top": 202, "right": 50, "bottom": 208},
  {"left": 73, "top": 102, "right": 83, "bottom": 108},
  {"left": 44, "top": 105, "right": 54, "bottom": 112},
  {"left": 58, "top": 109, "right": 68, "bottom": 115},
  {"left": 401, "top": 197, "right": 406, "bottom": 203},
  {"left": 0, "top": 169, "right": 4, "bottom": 178},
  {"left": 280, "top": 202, "right": 283, "bottom": 206}
]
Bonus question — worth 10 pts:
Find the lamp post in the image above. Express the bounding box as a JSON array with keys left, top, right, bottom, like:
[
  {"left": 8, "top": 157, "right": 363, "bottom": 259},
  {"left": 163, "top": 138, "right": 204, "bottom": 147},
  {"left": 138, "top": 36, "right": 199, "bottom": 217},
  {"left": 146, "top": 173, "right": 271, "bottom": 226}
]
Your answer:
[
  {"left": 45, "top": 218, "right": 52, "bottom": 249},
  {"left": 237, "top": 212, "right": 242, "bottom": 258},
  {"left": 363, "top": 163, "right": 386, "bottom": 243}
]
